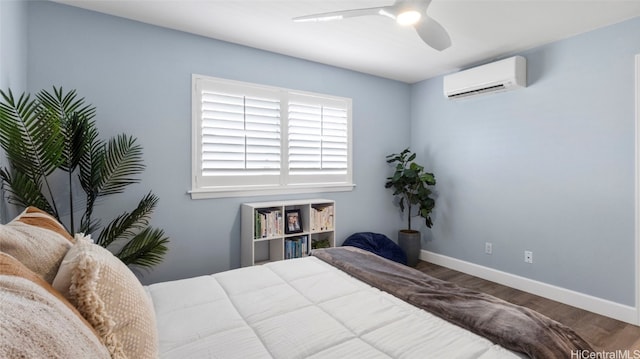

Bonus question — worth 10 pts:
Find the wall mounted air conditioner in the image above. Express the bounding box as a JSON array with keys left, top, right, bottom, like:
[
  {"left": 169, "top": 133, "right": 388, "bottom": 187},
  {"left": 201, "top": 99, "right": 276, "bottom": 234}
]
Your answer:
[{"left": 443, "top": 56, "right": 527, "bottom": 99}]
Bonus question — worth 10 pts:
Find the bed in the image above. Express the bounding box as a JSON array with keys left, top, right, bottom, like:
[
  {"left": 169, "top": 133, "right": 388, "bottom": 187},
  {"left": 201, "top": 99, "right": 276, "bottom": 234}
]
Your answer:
[
  {"left": 146, "top": 246, "right": 591, "bottom": 359},
  {"left": 0, "top": 207, "right": 593, "bottom": 359}
]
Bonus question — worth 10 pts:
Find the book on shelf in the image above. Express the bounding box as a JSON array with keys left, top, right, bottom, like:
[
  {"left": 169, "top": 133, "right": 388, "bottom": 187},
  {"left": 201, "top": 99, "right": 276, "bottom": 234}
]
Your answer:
[
  {"left": 284, "top": 236, "right": 309, "bottom": 259},
  {"left": 311, "top": 205, "right": 334, "bottom": 231},
  {"left": 254, "top": 208, "right": 283, "bottom": 239}
]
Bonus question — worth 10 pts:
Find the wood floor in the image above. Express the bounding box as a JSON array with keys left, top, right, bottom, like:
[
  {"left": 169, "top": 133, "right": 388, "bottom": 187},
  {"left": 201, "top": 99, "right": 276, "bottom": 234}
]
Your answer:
[{"left": 414, "top": 260, "right": 640, "bottom": 352}]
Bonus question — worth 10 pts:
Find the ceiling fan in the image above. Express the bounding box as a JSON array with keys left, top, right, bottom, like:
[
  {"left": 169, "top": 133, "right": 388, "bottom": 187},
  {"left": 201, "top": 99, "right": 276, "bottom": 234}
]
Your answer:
[{"left": 293, "top": 0, "right": 451, "bottom": 51}]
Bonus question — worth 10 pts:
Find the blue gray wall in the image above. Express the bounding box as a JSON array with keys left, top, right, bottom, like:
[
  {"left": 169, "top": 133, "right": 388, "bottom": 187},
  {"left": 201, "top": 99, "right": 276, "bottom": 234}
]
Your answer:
[
  {"left": 411, "top": 17, "right": 640, "bottom": 306},
  {"left": 24, "top": 1, "right": 409, "bottom": 284},
  {"left": 0, "top": 0, "right": 27, "bottom": 93},
  {"left": 0, "top": 0, "right": 28, "bottom": 223}
]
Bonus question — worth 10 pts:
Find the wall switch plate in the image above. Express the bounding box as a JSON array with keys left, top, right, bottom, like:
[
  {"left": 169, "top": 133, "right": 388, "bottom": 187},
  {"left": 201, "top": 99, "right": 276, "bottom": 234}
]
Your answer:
[
  {"left": 485, "top": 242, "right": 492, "bottom": 254},
  {"left": 524, "top": 250, "right": 533, "bottom": 264}
]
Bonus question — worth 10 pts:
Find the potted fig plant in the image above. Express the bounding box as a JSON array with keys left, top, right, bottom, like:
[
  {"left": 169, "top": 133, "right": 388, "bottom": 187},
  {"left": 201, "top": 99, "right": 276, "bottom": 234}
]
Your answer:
[{"left": 385, "top": 148, "right": 436, "bottom": 266}]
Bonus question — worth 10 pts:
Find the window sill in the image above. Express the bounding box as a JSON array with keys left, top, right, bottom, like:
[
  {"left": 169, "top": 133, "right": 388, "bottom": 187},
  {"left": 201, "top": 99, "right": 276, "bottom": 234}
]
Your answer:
[{"left": 189, "top": 183, "right": 356, "bottom": 200}]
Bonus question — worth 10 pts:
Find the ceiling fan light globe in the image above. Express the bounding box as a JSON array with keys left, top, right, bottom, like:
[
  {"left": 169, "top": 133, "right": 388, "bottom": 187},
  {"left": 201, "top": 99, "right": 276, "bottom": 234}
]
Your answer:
[{"left": 396, "top": 10, "right": 421, "bottom": 26}]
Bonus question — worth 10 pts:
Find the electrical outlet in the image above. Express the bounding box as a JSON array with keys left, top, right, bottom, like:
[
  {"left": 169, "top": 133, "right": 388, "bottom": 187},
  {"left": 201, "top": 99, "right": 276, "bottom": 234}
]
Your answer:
[
  {"left": 485, "top": 242, "right": 492, "bottom": 255},
  {"left": 524, "top": 250, "right": 533, "bottom": 264}
]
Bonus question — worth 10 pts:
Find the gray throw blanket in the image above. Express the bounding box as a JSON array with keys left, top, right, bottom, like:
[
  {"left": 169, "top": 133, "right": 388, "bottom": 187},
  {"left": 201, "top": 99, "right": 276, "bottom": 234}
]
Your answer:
[{"left": 312, "top": 246, "right": 593, "bottom": 359}]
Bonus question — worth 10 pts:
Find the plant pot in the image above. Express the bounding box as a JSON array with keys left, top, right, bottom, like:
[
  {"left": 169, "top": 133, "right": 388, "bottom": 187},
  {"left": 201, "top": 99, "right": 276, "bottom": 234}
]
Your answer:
[{"left": 398, "top": 230, "right": 421, "bottom": 267}]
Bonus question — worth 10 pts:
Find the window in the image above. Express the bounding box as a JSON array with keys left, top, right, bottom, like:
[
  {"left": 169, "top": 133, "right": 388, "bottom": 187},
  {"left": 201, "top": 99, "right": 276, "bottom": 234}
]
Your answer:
[{"left": 191, "top": 75, "right": 353, "bottom": 199}]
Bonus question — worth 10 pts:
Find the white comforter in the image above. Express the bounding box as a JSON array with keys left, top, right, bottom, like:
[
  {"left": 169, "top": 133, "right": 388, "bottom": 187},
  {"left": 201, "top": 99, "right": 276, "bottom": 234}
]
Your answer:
[{"left": 145, "top": 256, "right": 525, "bottom": 359}]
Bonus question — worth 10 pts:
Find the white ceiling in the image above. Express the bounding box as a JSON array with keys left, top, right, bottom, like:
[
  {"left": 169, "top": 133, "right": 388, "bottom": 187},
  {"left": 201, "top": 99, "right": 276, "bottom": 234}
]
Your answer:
[{"left": 52, "top": 0, "right": 640, "bottom": 83}]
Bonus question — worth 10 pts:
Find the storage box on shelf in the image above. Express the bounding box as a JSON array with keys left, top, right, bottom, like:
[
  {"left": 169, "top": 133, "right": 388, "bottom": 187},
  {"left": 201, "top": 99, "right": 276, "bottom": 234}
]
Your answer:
[{"left": 241, "top": 199, "right": 335, "bottom": 267}]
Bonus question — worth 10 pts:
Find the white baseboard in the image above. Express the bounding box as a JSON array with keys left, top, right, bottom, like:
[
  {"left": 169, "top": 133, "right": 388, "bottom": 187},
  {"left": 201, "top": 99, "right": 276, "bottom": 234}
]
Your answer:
[{"left": 420, "top": 250, "right": 639, "bottom": 325}]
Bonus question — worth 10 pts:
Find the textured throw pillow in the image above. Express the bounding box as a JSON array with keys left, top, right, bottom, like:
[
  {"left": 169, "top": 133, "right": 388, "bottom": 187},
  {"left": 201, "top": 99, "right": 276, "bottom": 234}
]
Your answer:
[
  {"left": 0, "top": 206, "right": 73, "bottom": 282},
  {"left": 53, "top": 235, "right": 159, "bottom": 359},
  {"left": 0, "top": 252, "right": 110, "bottom": 358}
]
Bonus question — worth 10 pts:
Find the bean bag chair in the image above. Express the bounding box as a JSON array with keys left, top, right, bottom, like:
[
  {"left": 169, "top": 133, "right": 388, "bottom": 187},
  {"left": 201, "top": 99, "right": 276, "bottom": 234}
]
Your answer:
[{"left": 342, "top": 232, "right": 407, "bottom": 265}]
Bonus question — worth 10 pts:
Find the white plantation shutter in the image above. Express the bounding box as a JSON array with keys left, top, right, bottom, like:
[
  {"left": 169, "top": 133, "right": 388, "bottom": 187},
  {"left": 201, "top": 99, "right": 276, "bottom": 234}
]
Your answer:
[
  {"left": 195, "top": 78, "right": 281, "bottom": 188},
  {"left": 288, "top": 94, "right": 350, "bottom": 184},
  {"left": 200, "top": 92, "right": 281, "bottom": 173},
  {"left": 192, "top": 75, "right": 353, "bottom": 198}
]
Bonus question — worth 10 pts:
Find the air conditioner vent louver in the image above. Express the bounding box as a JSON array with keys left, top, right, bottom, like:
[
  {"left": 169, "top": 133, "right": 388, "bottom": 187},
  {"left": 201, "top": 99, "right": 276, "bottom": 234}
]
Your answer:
[
  {"left": 443, "top": 56, "right": 526, "bottom": 100},
  {"left": 447, "top": 84, "right": 506, "bottom": 99}
]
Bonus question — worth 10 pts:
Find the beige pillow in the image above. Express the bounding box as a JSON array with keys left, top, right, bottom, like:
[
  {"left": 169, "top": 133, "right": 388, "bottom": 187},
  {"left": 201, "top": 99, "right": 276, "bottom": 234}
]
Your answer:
[
  {"left": 0, "top": 252, "right": 110, "bottom": 358},
  {"left": 53, "top": 235, "right": 159, "bottom": 359},
  {"left": 0, "top": 206, "right": 73, "bottom": 282}
]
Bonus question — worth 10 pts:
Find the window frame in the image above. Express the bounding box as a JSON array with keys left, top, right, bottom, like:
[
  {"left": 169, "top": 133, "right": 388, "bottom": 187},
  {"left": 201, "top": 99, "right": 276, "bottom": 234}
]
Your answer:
[{"left": 190, "top": 74, "right": 354, "bottom": 199}]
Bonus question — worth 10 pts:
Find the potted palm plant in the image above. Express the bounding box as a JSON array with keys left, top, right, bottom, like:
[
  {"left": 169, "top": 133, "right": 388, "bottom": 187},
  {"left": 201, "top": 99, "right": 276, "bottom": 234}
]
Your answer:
[
  {"left": 385, "top": 148, "right": 436, "bottom": 266},
  {"left": 0, "top": 87, "right": 169, "bottom": 271}
]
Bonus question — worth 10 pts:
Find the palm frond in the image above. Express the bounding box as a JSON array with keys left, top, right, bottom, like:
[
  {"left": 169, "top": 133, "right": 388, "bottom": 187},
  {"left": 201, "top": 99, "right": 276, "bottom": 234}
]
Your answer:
[
  {"left": 77, "top": 119, "right": 102, "bottom": 189},
  {"left": 38, "top": 87, "right": 97, "bottom": 174},
  {"left": 0, "top": 168, "right": 56, "bottom": 218},
  {"left": 37, "top": 87, "right": 96, "bottom": 124},
  {"left": 114, "top": 227, "right": 169, "bottom": 269},
  {"left": 59, "top": 112, "right": 89, "bottom": 171},
  {"left": 0, "top": 89, "right": 64, "bottom": 180},
  {"left": 78, "top": 125, "right": 104, "bottom": 223},
  {"left": 0, "top": 89, "right": 66, "bottom": 218},
  {"left": 94, "top": 134, "right": 145, "bottom": 197},
  {"left": 96, "top": 192, "right": 159, "bottom": 247}
]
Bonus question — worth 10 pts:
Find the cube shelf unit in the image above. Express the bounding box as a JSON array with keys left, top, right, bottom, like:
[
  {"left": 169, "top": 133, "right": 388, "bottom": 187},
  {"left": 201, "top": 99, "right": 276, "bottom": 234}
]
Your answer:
[{"left": 241, "top": 199, "right": 335, "bottom": 267}]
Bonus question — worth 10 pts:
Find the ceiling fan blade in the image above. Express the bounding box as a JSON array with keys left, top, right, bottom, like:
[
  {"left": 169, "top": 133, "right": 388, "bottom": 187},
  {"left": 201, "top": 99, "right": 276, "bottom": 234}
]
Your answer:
[
  {"left": 293, "top": 7, "right": 385, "bottom": 23},
  {"left": 414, "top": 15, "right": 451, "bottom": 51}
]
